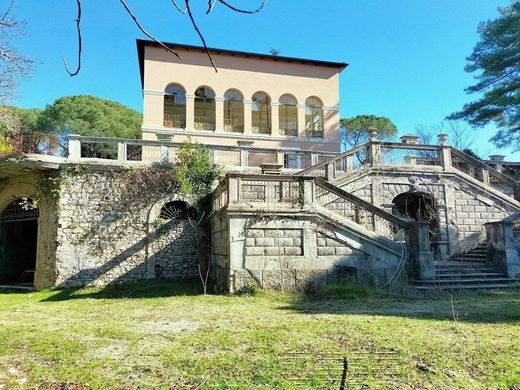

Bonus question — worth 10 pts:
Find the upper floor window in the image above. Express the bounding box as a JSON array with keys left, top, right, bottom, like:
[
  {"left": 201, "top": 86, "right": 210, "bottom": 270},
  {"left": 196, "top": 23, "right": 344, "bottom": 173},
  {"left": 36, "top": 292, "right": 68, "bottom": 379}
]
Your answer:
[
  {"left": 251, "top": 92, "right": 271, "bottom": 135},
  {"left": 224, "top": 89, "right": 244, "bottom": 133},
  {"left": 194, "top": 86, "right": 216, "bottom": 131},
  {"left": 305, "top": 96, "right": 324, "bottom": 138},
  {"left": 279, "top": 94, "right": 298, "bottom": 136},
  {"left": 164, "top": 84, "right": 186, "bottom": 129}
]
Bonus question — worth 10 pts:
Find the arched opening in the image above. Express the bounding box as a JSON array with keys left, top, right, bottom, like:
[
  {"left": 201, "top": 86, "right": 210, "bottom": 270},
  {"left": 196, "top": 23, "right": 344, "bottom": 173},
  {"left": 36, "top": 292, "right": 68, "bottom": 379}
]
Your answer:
[
  {"left": 164, "top": 83, "right": 186, "bottom": 129},
  {"left": 392, "top": 191, "right": 440, "bottom": 241},
  {"left": 223, "top": 89, "right": 244, "bottom": 133},
  {"left": 159, "top": 200, "right": 197, "bottom": 221},
  {"left": 0, "top": 198, "right": 39, "bottom": 287},
  {"left": 251, "top": 91, "right": 271, "bottom": 134},
  {"left": 194, "top": 86, "right": 216, "bottom": 131},
  {"left": 279, "top": 94, "right": 298, "bottom": 136},
  {"left": 305, "top": 96, "right": 324, "bottom": 138}
]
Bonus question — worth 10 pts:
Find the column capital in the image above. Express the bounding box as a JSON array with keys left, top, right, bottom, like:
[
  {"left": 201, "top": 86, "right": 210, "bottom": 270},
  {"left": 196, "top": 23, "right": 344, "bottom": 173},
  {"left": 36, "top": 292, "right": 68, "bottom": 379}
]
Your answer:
[
  {"left": 185, "top": 93, "right": 195, "bottom": 99},
  {"left": 215, "top": 96, "right": 225, "bottom": 102},
  {"left": 243, "top": 99, "right": 253, "bottom": 105},
  {"left": 270, "top": 101, "right": 280, "bottom": 107}
]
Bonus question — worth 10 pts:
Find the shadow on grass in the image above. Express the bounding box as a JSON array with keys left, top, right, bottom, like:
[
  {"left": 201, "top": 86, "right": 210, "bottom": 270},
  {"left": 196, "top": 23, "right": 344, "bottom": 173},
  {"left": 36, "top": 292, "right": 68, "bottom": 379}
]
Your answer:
[
  {"left": 279, "top": 283, "right": 520, "bottom": 324},
  {"left": 39, "top": 279, "right": 203, "bottom": 302}
]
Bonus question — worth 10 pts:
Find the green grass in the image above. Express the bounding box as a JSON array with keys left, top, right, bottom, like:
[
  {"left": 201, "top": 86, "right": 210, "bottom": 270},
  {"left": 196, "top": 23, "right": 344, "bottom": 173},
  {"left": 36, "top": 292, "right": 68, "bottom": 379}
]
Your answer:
[{"left": 0, "top": 281, "right": 519, "bottom": 389}]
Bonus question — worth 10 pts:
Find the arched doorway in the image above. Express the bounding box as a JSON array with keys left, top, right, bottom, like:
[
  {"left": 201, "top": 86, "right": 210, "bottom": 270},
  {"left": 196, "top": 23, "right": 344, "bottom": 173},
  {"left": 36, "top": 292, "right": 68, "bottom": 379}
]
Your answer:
[
  {"left": 392, "top": 191, "right": 440, "bottom": 243},
  {"left": 0, "top": 198, "right": 39, "bottom": 287}
]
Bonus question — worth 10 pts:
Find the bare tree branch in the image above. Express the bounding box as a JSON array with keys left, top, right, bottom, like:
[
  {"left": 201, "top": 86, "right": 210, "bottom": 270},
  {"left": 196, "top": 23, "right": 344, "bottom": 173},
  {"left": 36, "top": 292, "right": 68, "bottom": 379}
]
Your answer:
[
  {"left": 119, "top": 0, "right": 182, "bottom": 59},
  {"left": 63, "top": 0, "right": 82, "bottom": 77},
  {"left": 171, "top": 0, "right": 187, "bottom": 14},
  {"left": 206, "top": 0, "right": 217, "bottom": 14},
  {"left": 216, "top": 0, "right": 269, "bottom": 14},
  {"left": 184, "top": 0, "right": 217, "bottom": 72}
]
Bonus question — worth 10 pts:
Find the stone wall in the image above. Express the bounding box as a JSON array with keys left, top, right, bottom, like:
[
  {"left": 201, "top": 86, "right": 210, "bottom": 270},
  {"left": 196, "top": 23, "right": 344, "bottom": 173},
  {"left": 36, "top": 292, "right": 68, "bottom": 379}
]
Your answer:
[
  {"left": 220, "top": 215, "right": 403, "bottom": 292},
  {"left": 55, "top": 167, "right": 198, "bottom": 287},
  {"left": 338, "top": 170, "right": 518, "bottom": 257},
  {"left": 211, "top": 213, "right": 230, "bottom": 290}
]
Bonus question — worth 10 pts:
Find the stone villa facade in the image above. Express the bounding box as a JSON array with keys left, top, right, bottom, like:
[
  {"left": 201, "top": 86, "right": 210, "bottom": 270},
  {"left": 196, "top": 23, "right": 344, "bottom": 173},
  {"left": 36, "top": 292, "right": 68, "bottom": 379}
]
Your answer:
[{"left": 1, "top": 40, "right": 519, "bottom": 291}]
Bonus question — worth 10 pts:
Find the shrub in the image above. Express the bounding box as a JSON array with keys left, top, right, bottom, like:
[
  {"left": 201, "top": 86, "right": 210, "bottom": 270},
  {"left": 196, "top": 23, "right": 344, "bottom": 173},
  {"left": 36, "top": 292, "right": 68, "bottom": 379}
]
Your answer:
[{"left": 0, "top": 137, "right": 14, "bottom": 157}]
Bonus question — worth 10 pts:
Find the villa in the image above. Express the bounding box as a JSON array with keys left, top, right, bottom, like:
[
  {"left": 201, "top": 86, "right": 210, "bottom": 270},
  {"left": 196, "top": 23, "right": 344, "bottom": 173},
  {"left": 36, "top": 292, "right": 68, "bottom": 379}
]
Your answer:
[{"left": 0, "top": 40, "right": 519, "bottom": 291}]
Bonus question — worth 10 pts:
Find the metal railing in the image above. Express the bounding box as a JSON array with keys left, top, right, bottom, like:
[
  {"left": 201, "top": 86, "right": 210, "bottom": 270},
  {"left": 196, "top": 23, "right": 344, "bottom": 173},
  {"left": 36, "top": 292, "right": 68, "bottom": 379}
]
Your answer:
[
  {"left": 194, "top": 116, "right": 216, "bottom": 131},
  {"left": 163, "top": 114, "right": 186, "bottom": 129},
  {"left": 295, "top": 139, "right": 519, "bottom": 200}
]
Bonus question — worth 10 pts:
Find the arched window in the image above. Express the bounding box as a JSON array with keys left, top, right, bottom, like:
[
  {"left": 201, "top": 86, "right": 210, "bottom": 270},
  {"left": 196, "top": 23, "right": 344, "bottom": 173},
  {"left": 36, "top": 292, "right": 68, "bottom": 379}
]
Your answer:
[
  {"left": 305, "top": 96, "right": 324, "bottom": 138},
  {"left": 224, "top": 89, "right": 244, "bottom": 133},
  {"left": 251, "top": 92, "right": 271, "bottom": 134},
  {"left": 194, "top": 86, "right": 216, "bottom": 131},
  {"left": 164, "top": 84, "right": 186, "bottom": 129},
  {"left": 159, "top": 200, "right": 196, "bottom": 221},
  {"left": 279, "top": 94, "right": 298, "bottom": 136}
]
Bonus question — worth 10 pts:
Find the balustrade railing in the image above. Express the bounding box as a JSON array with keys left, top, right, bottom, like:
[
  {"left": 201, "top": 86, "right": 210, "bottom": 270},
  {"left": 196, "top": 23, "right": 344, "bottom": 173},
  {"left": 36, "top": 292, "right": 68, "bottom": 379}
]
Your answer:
[{"left": 66, "top": 134, "right": 334, "bottom": 171}]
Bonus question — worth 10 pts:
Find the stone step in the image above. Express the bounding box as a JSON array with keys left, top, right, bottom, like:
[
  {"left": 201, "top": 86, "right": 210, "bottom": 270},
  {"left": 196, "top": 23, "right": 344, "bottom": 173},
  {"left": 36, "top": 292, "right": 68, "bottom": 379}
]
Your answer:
[
  {"left": 435, "top": 273, "right": 506, "bottom": 279},
  {"left": 436, "top": 269, "right": 500, "bottom": 275},
  {"left": 414, "top": 283, "right": 520, "bottom": 290},
  {"left": 412, "top": 278, "right": 520, "bottom": 286}
]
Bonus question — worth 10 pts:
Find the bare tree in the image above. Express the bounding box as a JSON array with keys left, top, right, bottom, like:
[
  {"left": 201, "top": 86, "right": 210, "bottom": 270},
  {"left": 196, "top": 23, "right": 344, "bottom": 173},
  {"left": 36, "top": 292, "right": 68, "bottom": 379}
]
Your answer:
[
  {"left": 415, "top": 120, "right": 476, "bottom": 150},
  {"left": 0, "top": 1, "right": 33, "bottom": 102},
  {"left": 63, "top": 0, "right": 269, "bottom": 76}
]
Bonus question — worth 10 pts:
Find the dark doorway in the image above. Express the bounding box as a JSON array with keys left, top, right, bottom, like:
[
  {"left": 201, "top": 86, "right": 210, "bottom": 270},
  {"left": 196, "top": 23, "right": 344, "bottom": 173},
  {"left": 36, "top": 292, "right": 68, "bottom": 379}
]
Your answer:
[
  {"left": 392, "top": 191, "right": 439, "bottom": 241},
  {"left": 0, "top": 199, "right": 39, "bottom": 286}
]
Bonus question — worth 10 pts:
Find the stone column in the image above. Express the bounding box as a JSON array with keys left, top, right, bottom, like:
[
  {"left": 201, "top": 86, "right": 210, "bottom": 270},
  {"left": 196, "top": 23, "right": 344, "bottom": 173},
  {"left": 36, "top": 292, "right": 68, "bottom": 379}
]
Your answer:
[
  {"left": 243, "top": 99, "right": 253, "bottom": 134},
  {"left": 215, "top": 97, "right": 225, "bottom": 132},
  {"left": 408, "top": 221, "right": 436, "bottom": 280},
  {"left": 297, "top": 104, "right": 306, "bottom": 137},
  {"left": 270, "top": 101, "right": 280, "bottom": 136},
  {"left": 185, "top": 93, "right": 195, "bottom": 130}
]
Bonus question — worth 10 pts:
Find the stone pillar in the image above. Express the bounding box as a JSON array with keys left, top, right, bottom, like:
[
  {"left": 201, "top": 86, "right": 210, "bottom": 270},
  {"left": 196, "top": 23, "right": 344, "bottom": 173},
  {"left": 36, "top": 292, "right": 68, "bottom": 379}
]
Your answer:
[
  {"left": 485, "top": 221, "right": 520, "bottom": 278},
  {"left": 408, "top": 221, "right": 436, "bottom": 280},
  {"left": 489, "top": 155, "right": 505, "bottom": 172},
  {"left": 301, "top": 177, "right": 314, "bottom": 206},
  {"left": 215, "top": 97, "right": 225, "bottom": 132},
  {"left": 228, "top": 176, "right": 240, "bottom": 203},
  {"left": 297, "top": 104, "right": 306, "bottom": 137},
  {"left": 117, "top": 141, "right": 127, "bottom": 162},
  {"left": 68, "top": 134, "right": 81, "bottom": 160},
  {"left": 270, "top": 101, "right": 280, "bottom": 136},
  {"left": 325, "top": 163, "right": 334, "bottom": 181},
  {"left": 185, "top": 94, "right": 195, "bottom": 130},
  {"left": 243, "top": 99, "right": 252, "bottom": 134}
]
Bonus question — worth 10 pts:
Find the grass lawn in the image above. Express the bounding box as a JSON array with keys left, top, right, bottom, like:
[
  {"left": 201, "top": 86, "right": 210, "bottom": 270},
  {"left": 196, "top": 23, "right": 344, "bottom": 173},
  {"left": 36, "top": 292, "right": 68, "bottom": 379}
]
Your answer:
[{"left": 0, "top": 281, "right": 519, "bottom": 389}]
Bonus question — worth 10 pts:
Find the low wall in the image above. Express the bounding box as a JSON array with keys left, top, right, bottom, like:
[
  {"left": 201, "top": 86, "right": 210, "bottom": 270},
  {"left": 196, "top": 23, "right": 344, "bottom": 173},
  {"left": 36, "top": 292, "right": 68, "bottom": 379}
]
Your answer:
[{"left": 212, "top": 213, "right": 405, "bottom": 292}]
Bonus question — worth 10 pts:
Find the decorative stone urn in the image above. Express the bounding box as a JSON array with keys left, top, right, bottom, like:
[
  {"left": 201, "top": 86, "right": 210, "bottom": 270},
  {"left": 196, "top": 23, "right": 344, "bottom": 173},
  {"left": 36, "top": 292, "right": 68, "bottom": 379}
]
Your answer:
[{"left": 400, "top": 135, "right": 420, "bottom": 145}]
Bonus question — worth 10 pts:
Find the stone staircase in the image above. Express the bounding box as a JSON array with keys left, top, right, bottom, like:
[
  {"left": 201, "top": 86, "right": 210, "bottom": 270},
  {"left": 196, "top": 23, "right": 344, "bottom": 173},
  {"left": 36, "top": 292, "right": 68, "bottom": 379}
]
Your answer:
[{"left": 412, "top": 242, "right": 520, "bottom": 290}]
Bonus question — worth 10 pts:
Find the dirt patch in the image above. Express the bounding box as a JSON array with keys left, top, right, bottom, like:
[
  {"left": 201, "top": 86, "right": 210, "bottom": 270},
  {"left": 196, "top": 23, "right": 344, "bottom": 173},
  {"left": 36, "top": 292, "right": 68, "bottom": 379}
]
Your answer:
[{"left": 136, "top": 320, "right": 199, "bottom": 335}]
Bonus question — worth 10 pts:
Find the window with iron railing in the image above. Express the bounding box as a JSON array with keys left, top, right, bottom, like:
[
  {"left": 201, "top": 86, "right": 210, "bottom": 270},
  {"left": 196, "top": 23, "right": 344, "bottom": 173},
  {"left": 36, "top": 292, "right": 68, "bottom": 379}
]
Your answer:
[
  {"left": 279, "top": 94, "right": 298, "bottom": 136},
  {"left": 251, "top": 92, "right": 271, "bottom": 134},
  {"left": 224, "top": 89, "right": 244, "bottom": 132},
  {"left": 164, "top": 84, "right": 186, "bottom": 129},
  {"left": 305, "top": 96, "right": 324, "bottom": 138},
  {"left": 194, "top": 86, "right": 216, "bottom": 131}
]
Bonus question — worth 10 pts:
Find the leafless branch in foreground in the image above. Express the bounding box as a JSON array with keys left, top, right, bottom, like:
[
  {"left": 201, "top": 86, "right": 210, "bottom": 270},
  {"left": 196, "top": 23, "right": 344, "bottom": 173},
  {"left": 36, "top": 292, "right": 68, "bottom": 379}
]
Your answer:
[
  {"left": 63, "top": 0, "right": 82, "bottom": 76},
  {"left": 214, "top": 0, "right": 269, "bottom": 14},
  {"left": 184, "top": 0, "right": 217, "bottom": 72},
  {"left": 63, "top": 0, "right": 270, "bottom": 76},
  {"left": 119, "top": 0, "right": 182, "bottom": 59}
]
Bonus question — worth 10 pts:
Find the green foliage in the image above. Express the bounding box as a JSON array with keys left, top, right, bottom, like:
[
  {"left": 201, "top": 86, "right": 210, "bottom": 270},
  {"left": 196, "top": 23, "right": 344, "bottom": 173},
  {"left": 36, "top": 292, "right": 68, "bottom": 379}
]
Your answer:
[
  {"left": 236, "top": 280, "right": 259, "bottom": 296},
  {"left": 36, "top": 95, "right": 142, "bottom": 139},
  {"left": 0, "top": 106, "right": 42, "bottom": 136},
  {"left": 340, "top": 115, "right": 397, "bottom": 149},
  {"left": 449, "top": 2, "right": 520, "bottom": 150},
  {"left": 0, "top": 137, "right": 13, "bottom": 156},
  {"left": 172, "top": 141, "right": 221, "bottom": 201}
]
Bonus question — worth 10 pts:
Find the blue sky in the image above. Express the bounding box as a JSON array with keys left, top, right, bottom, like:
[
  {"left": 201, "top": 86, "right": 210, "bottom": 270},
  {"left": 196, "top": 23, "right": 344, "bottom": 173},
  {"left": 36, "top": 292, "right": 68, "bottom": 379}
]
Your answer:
[{"left": 9, "top": 0, "right": 517, "bottom": 159}]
